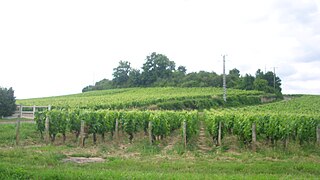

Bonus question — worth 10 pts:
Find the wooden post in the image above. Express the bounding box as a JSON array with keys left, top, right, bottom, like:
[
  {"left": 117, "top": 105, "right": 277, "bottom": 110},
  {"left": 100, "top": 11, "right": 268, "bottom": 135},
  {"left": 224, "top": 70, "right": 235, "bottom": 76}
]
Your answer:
[
  {"left": 317, "top": 124, "right": 320, "bottom": 145},
  {"left": 183, "top": 121, "right": 187, "bottom": 148},
  {"left": 148, "top": 121, "right": 153, "bottom": 145},
  {"left": 115, "top": 119, "right": 119, "bottom": 141},
  {"left": 217, "top": 121, "right": 222, "bottom": 146},
  {"left": 15, "top": 120, "right": 20, "bottom": 146},
  {"left": 33, "top": 105, "right": 36, "bottom": 119},
  {"left": 45, "top": 116, "right": 50, "bottom": 144},
  {"left": 252, "top": 122, "right": 257, "bottom": 152},
  {"left": 48, "top": 105, "right": 51, "bottom": 111},
  {"left": 19, "top": 105, "right": 23, "bottom": 118},
  {"left": 79, "top": 120, "right": 85, "bottom": 147}
]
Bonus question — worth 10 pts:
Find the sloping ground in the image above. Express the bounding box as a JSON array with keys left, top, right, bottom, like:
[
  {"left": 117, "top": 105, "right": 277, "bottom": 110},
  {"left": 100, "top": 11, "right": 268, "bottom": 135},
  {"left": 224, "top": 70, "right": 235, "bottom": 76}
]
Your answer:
[{"left": 17, "top": 87, "right": 267, "bottom": 110}]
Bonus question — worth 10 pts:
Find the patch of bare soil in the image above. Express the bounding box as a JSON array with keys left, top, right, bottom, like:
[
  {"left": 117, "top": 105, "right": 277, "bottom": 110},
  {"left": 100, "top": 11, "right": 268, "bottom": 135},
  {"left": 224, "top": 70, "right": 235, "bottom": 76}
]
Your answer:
[
  {"left": 62, "top": 157, "right": 105, "bottom": 164},
  {"left": 162, "top": 131, "right": 181, "bottom": 153}
]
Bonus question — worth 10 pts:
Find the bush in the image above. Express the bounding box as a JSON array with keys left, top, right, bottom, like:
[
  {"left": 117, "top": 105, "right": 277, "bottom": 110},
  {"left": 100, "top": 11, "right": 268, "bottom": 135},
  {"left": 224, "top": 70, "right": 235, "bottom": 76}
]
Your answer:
[{"left": 0, "top": 87, "right": 16, "bottom": 117}]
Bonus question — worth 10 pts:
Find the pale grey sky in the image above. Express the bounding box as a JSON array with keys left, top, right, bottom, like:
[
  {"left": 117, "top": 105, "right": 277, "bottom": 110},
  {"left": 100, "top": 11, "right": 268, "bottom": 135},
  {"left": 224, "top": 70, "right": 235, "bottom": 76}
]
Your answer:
[{"left": 1, "top": 0, "right": 320, "bottom": 99}]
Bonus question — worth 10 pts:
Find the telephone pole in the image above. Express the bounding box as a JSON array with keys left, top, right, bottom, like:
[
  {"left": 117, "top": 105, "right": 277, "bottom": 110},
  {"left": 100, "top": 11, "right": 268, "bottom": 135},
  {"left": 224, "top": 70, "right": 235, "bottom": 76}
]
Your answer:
[
  {"left": 271, "top": 67, "right": 278, "bottom": 92},
  {"left": 222, "top": 55, "right": 227, "bottom": 102}
]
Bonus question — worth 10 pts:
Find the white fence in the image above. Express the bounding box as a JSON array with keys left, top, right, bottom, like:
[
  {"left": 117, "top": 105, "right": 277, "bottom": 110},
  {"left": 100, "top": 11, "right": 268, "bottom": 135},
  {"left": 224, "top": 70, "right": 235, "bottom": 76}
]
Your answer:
[{"left": 13, "top": 105, "right": 51, "bottom": 119}]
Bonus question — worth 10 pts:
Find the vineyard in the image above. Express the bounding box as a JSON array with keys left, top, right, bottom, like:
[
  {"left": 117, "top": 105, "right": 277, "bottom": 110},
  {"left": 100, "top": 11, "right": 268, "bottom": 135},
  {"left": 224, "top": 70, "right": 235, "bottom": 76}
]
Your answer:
[
  {"left": 17, "top": 87, "right": 266, "bottom": 110},
  {"left": 35, "top": 110, "right": 199, "bottom": 146},
  {"left": 2, "top": 90, "right": 320, "bottom": 179},
  {"left": 33, "top": 95, "right": 320, "bottom": 148}
]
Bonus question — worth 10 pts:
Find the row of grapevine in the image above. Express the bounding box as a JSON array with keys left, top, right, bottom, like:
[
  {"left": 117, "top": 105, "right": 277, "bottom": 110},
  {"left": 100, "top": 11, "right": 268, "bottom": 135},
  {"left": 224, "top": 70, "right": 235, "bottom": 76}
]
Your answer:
[
  {"left": 205, "top": 111, "right": 320, "bottom": 146},
  {"left": 19, "top": 87, "right": 264, "bottom": 110},
  {"left": 34, "top": 109, "right": 199, "bottom": 145}
]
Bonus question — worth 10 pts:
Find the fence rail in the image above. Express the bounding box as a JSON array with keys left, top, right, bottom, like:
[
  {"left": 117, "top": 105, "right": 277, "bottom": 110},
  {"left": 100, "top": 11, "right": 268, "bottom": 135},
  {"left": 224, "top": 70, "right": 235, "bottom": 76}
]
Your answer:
[{"left": 13, "top": 105, "right": 51, "bottom": 119}]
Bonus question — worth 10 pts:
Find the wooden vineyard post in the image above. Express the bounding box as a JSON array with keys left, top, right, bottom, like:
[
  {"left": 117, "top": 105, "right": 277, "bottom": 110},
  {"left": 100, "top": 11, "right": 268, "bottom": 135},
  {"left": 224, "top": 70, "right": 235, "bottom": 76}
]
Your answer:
[
  {"left": 183, "top": 121, "right": 187, "bottom": 148},
  {"left": 115, "top": 119, "right": 119, "bottom": 141},
  {"left": 217, "top": 121, "right": 222, "bottom": 146},
  {"left": 19, "top": 105, "right": 23, "bottom": 118},
  {"left": 33, "top": 105, "right": 36, "bottom": 119},
  {"left": 44, "top": 105, "right": 51, "bottom": 144},
  {"left": 45, "top": 115, "right": 50, "bottom": 144},
  {"left": 317, "top": 124, "right": 320, "bottom": 145},
  {"left": 252, "top": 122, "right": 257, "bottom": 152},
  {"left": 79, "top": 120, "right": 85, "bottom": 147},
  {"left": 15, "top": 120, "right": 20, "bottom": 146},
  {"left": 148, "top": 121, "right": 153, "bottom": 145}
]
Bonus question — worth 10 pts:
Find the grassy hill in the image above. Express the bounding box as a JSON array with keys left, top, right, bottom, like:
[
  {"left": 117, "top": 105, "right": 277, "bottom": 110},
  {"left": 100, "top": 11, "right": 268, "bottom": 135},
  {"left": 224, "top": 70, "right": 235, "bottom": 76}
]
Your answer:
[{"left": 17, "top": 87, "right": 267, "bottom": 110}]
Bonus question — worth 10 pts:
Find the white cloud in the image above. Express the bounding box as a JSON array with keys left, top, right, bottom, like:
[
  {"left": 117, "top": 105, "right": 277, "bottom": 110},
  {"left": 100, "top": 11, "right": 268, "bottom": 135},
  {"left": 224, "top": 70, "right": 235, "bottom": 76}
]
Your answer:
[{"left": 0, "top": 0, "right": 320, "bottom": 98}]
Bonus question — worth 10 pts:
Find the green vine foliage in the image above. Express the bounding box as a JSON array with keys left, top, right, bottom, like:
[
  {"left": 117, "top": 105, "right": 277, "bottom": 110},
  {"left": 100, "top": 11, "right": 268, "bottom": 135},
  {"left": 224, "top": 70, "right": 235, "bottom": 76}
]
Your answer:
[{"left": 205, "top": 111, "right": 320, "bottom": 145}]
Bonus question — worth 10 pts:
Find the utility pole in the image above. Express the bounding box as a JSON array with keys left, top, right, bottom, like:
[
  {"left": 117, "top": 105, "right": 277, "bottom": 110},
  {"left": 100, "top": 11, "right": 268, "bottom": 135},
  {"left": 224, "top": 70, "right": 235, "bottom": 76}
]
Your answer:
[
  {"left": 271, "top": 67, "right": 278, "bottom": 92},
  {"left": 222, "top": 55, "right": 227, "bottom": 102}
]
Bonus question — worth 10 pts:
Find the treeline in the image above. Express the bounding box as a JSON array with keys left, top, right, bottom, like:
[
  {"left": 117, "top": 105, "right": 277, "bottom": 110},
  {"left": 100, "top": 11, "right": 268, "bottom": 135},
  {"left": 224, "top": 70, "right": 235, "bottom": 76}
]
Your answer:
[{"left": 83, "top": 52, "right": 282, "bottom": 95}]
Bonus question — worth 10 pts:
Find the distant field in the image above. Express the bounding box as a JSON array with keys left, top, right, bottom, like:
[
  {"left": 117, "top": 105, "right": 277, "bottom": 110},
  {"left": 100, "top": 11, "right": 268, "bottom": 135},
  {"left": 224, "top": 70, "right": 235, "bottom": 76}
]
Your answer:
[{"left": 17, "top": 87, "right": 265, "bottom": 109}]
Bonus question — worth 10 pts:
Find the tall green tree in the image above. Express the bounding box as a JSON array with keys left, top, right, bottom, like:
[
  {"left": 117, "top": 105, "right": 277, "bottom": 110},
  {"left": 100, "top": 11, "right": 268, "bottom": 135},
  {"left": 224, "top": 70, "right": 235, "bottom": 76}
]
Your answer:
[
  {"left": 0, "top": 87, "right": 16, "bottom": 117},
  {"left": 112, "top": 61, "right": 132, "bottom": 87},
  {"left": 240, "top": 74, "right": 255, "bottom": 90},
  {"left": 227, "top": 68, "right": 241, "bottom": 88},
  {"left": 128, "top": 69, "right": 141, "bottom": 87},
  {"left": 141, "top": 52, "right": 175, "bottom": 86}
]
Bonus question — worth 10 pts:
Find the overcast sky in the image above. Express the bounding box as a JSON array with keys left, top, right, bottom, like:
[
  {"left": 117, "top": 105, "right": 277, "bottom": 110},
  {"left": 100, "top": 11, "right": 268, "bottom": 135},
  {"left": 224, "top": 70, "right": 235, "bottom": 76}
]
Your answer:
[{"left": 1, "top": 0, "right": 320, "bottom": 99}]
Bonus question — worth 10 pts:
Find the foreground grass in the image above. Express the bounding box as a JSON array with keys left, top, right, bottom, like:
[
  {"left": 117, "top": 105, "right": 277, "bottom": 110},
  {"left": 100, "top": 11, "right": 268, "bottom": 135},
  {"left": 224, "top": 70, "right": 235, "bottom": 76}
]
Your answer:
[
  {"left": 0, "top": 123, "right": 39, "bottom": 147},
  {"left": 1, "top": 123, "right": 320, "bottom": 179},
  {"left": 1, "top": 145, "right": 320, "bottom": 179}
]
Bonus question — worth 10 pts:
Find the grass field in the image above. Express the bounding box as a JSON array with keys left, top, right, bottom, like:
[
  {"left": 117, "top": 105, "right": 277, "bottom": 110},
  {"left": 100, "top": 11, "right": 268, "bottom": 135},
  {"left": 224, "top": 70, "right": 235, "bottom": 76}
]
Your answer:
[{"left": 1, "top": 122, "right": 320, "bottom": 179}]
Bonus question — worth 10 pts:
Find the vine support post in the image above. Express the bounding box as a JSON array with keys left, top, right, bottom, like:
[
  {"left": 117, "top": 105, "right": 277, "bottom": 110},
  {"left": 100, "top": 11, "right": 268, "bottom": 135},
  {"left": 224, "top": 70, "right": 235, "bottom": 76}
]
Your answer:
[
  {"left": 115, "top": 119, "right": 119, "bottom": 141},
  {"left": 15, "top": 120, "right": 20, "bottom": 146},
  {"left": 79, "top": 120, "right": 85, "bottom": 147},
  {"left": 317, "top": 124, "right": 320, "bottom": 145},
  {"left": 45, "top": 115, "right": 50, "bottom": 144},
  {"left": 148, "top": 121, "right": 153, "bottom": 145},
  {"left": 252, "top": 122, "right": 257, "bottom": 152},
  {"left": 217, "top": 121, "right": 222, "bottom": 146},
  {"left": 32, "top": 105, "right": 36, "bottom": 119},
  {"left": 19, "top": 105, "right": 22, "bottom": 118},
  {"left": 183, "top": 120, "right": 187, "bottom": 149}
]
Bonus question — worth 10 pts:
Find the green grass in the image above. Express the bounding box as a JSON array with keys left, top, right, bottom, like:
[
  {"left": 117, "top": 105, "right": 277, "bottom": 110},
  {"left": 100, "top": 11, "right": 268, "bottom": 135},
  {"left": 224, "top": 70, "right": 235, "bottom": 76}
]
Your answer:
[
  {"left": 0, "top": 124, "right": 320, "bottom": 179},
  {"left": 0, "top": 123, "right": 39, "bottom": 147},
  {"left": 0, "top": 145, "right": 320, "bottom": 179},
  {"left": 0, "top": 118, "right": 32, "bottom": 121}
]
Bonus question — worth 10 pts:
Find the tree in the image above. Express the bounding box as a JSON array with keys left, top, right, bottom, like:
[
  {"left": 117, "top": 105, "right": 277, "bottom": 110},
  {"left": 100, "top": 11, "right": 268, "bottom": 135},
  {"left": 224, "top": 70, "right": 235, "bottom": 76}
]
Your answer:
[
  {"left": 254, "top": 69, "right": 282, "bottom": 93},
  {"left": 177, "top": 66, "right": 187, "bottom": 74},
  {"left": 141, "top": 52, "right": 175, "bottom": 86},
  {"left": 227, "top": 68, "right": 241, "bottom": 88},
  {"left": 240, "top": 74, "right": 255, "bottom": 90},
  {"left": 0, "top": 87, "right": 16, "bottom": 117},
  {"left": 112, "top": 61, "right": 132, "bottom": 87},
  {"left": 255, "top": 69, "right": 264, "bottom": 79},
  {"left": 128, "top": 69, "right": 141, "bottom": 87},
  {"left": 253, "top": 78, "right": 274, "bottom": 93}
]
